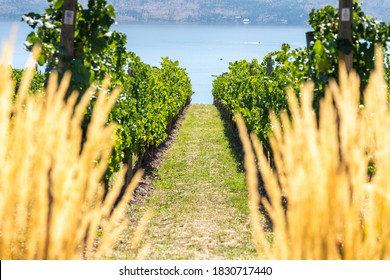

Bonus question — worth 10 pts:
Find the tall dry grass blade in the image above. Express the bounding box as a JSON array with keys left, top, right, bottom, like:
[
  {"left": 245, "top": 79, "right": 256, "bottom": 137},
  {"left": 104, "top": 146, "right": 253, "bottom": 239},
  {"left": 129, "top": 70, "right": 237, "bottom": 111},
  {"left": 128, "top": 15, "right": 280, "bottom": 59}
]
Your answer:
[
  {"left": 92, "top": 170, "right": 144, "bottom": 259},
  {"left": 136, "top": 243, "right": 152, "bottom": 260},
  {"left": 236, "top": 115, "right": 272, "bottom": 259},
  {"left": 0, "top": 41, "right": 145, "bottom": 259},
  {"left": 130, "top": 211, "right": 153, "bottom": 251},
  {"left": 242, "top": 49, "right": 390, "bottom": 259}
]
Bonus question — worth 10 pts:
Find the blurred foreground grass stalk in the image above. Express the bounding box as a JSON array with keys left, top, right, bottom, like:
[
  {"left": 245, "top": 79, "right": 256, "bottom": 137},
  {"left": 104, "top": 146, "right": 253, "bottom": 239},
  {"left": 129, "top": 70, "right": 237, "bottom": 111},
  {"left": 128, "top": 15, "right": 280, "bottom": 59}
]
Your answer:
[
  {"left": 238, "top": 49, "right": 390, "bottom": 259},
  {"left": 0, "top": 42, "right": 146, "bottom": 260}
]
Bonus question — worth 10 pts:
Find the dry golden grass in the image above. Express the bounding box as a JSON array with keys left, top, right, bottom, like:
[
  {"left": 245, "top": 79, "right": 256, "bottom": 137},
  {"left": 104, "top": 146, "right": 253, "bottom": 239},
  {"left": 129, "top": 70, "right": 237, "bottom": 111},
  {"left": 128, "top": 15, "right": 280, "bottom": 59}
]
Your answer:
[
  {"left": 238, "top": 50, "right": 390, "bottom": 260},
  {"left": 0, "top": 42, "right": 146, "bottom": 260}
]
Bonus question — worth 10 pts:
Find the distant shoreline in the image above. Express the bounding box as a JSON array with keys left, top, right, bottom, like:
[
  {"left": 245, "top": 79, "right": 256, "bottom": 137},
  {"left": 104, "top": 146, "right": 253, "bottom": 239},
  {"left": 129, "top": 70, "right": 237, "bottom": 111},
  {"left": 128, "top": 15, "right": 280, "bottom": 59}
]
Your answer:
[
  {"left": 1, "top": 0, "right": 389, "bottom": 29},
  {"left": 0, "top": 16, "right": 311, "bottom": 28}
]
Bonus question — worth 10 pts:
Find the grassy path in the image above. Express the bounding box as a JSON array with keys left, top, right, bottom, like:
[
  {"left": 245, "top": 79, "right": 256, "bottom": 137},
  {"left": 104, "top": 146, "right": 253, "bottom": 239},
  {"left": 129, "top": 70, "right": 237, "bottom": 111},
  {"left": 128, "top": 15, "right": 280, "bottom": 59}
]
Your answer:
[{"left": 141, "top": 104, "right": 256, "bottom": 260}]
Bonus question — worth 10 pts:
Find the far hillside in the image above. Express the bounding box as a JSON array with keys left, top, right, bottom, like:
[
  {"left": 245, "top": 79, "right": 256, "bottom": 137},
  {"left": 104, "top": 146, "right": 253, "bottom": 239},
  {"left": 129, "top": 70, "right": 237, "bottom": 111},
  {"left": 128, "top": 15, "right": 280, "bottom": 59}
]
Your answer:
[{"left": 1, "top": 0, "right": 389, "bottom": 25}]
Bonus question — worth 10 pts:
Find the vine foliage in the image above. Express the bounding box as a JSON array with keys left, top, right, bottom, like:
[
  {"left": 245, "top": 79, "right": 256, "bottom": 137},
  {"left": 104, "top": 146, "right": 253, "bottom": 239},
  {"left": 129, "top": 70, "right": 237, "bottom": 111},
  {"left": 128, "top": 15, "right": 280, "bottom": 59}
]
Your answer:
[
  {"left": 213, "top": 2, "right": 390, "bottom": 156},
  {"left": 22, "top": 0, "right": 193, "bottom": 182}
]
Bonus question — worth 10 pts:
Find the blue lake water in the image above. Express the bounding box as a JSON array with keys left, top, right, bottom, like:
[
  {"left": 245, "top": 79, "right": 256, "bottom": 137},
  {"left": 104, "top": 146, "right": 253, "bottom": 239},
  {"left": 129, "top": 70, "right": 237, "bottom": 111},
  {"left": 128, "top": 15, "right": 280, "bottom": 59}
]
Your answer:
[{"left": 1, "top": 21, "right": 309, "bottom": 104}]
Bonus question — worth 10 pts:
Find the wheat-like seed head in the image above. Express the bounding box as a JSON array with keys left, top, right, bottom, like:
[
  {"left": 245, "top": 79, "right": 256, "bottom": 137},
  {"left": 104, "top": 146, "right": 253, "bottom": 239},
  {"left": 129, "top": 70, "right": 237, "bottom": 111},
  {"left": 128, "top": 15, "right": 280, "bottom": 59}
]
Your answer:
[
  {"left": 238, "top": 49, "right": 390, "bottom": 260},
  {"left": 0, "top": 41, "right": 146, "bottom": 260}
]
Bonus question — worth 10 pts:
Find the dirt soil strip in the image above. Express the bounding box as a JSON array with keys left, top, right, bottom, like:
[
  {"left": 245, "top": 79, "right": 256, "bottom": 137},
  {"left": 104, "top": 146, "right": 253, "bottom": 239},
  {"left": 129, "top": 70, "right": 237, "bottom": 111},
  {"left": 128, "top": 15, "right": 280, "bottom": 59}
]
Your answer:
[{"left": 137, "top": 104, "right": 256, "bottom": 260}]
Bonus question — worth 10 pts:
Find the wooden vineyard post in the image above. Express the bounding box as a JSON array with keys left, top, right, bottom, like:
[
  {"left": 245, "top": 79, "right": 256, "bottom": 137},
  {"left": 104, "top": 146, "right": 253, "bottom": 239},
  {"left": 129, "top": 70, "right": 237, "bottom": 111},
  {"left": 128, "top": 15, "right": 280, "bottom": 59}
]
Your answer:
[
  {"left": 266, "top": 57, "right": 273, "bottom": 76},
  {"left": 306, "top": 31, "right": 315, "bottom": 49},
  {"left": 125, "top": 154, "right": 133, "bottom": 186},
  {"left": 338, "top": 0, "right": 353, "bottom": 72},
  {"left": 58, "top": 0, "right": 78, "bottom": 71},
  {"left": 306, "top": 31, "right": 315, "bottom": 76}
]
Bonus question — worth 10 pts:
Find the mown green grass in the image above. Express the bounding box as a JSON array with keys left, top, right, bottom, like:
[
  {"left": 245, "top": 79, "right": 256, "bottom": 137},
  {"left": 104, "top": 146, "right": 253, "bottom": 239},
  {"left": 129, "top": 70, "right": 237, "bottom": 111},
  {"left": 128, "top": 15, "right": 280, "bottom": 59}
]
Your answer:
[{"left": 137, "top": 104, "right": 256, "bottom": 259}]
